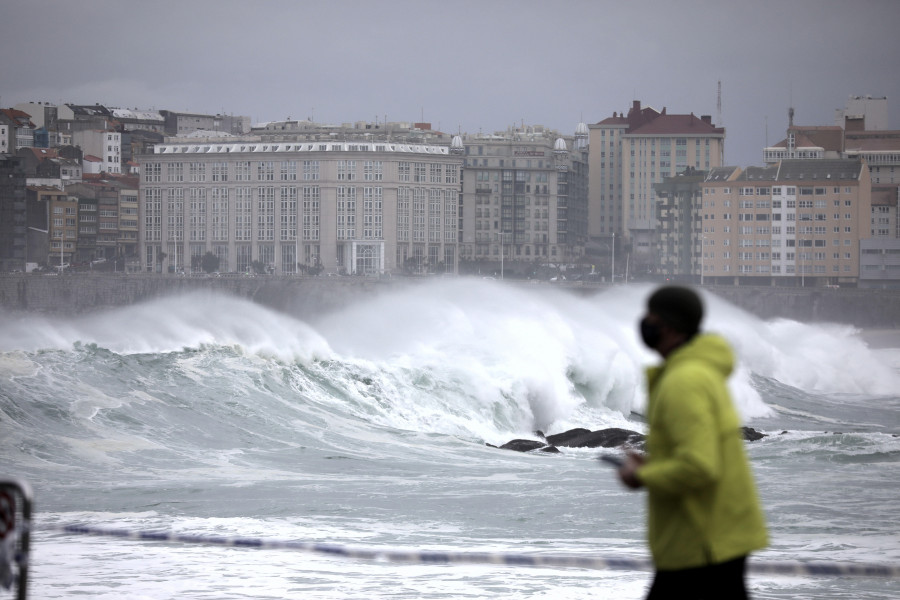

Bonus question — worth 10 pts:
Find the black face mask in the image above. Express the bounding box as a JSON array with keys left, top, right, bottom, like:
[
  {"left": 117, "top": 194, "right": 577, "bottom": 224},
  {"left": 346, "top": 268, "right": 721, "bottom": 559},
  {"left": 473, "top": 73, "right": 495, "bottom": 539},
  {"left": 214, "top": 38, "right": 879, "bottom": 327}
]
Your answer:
[{"left": 640, "top": 317, "right": 662, "bottom": 349}]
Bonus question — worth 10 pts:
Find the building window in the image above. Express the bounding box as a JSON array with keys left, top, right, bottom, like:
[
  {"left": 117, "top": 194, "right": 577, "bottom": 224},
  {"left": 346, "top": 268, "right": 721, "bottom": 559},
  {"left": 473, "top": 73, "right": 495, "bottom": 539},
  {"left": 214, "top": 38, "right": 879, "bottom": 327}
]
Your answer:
[
  {"left": 167, "top": 162, "right": 184, "bottom": 182},
  {"left": 257, "top": 187, "right": 275, "bottom": 240},
  {"left": 337, "top": 160, "right": 356, "bottom": 181},
  {"left": 281, "top": 160, "right": 297, "bottom": 181},
  {"left": 235, "top": 161, "right": 251, "bottom": 181},
  {"left": 145, "top": 163, "right": 161, "bottom": 182},
  {"left": 189, "top": 162, "right": 205, "bottom": 182},
  {"left": 414, "top": 162, "right": 426, "bottom": 183},
  {"left": 364, "top": 160, "right": 383, "bottom": 181},
  {"left": 303, "top": 160, "right": 319, "bottom": 181},
  {"left": 212, "top": 162, "right": 228, "bottom": 182},
  {"left": 302, "top": 186, "right": 320, "bottom": 241},
  {"left": 257, "top": 161, "right": 275, "bottom": 181}
]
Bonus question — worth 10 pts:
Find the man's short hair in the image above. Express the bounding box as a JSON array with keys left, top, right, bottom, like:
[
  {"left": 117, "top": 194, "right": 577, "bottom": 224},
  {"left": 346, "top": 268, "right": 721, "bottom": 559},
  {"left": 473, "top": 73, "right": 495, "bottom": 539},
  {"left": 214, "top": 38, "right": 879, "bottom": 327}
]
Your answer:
[{"left": 647, "top": 286, "right": 704, "bottom": 337}]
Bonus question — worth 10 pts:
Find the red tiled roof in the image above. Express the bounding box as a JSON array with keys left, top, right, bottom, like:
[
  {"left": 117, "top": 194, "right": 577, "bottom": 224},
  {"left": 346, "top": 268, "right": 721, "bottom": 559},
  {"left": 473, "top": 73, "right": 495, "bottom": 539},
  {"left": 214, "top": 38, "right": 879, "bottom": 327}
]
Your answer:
[
  {"left": 769, "top": 133, "right": 822, "bottom": 149},
  {"left": 790, "top": 125, "right": 842, "bottom": 132},
  {"left": 844, "top": 137, "right": 900, "bottom": 152},
  {"left": 0, "top": 108, "right": 35, "bottom": 127},
  {"left": 1, "top": 108, "right": 32, "bottom": 120},
  {"left": 595, "top": 116, "right": 629, "bottom": 126},
  {"left": 594, "top": 101, "right": 722, "bottom": 135},
  {"left": 83, "top": 155, "right": 102, "bottom": 162},
  {"left": 628, "top": 113, "right": 724, "bottom": 136},
  {"left": 23, "top": 147, "right": 59, "bottom": 160}
]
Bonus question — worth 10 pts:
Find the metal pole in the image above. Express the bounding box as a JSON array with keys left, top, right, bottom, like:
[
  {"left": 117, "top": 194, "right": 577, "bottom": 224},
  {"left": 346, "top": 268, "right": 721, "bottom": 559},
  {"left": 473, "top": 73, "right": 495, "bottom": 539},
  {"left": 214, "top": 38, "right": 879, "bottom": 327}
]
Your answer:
[
  {"left": 700, "top": 235, "right": 704, "bottom": 286},
  {"left": 611, "top": 232, "right": 615, "bottom": 284},
  {"left": 800, "top": 240, "right": 804, "bottom": 287},
  {"left": 500, "top": 233, "right": 504, "bottom": 280}
]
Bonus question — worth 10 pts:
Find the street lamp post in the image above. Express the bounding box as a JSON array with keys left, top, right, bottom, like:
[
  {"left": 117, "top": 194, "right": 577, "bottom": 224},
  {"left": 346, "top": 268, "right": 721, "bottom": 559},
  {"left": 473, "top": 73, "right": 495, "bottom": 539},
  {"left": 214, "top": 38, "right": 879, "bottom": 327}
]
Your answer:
[
  {"left": 611, "top": 232, "right": 615, "bottom": 284},
  {"left": 497, "top": 232, "right": 510, "bottom": 280}
]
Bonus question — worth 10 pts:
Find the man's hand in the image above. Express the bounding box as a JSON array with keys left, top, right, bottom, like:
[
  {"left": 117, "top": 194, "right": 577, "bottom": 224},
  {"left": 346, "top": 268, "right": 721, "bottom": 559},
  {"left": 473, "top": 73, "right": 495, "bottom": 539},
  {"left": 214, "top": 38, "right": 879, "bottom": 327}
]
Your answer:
[{"left": 618, "top": 451, "right": 645, "bottom": 489}]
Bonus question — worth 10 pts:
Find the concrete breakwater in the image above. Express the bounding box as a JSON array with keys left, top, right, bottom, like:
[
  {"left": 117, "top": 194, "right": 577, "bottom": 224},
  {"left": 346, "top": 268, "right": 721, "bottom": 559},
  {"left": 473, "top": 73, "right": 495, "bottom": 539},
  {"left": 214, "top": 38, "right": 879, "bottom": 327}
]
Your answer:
[
  {"left": 0, "top": 273, "right": 396, "bottom": 322},
  {"left": 1, "top": 274, "right": 899, "bottom": 328}
]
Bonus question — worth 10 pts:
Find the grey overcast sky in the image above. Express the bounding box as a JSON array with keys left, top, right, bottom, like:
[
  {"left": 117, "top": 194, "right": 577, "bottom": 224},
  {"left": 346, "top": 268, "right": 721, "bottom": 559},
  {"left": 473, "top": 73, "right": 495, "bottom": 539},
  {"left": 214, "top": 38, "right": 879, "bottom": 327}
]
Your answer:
[{"left": 2, "top": 0, "right": 898, "bottom": 167}]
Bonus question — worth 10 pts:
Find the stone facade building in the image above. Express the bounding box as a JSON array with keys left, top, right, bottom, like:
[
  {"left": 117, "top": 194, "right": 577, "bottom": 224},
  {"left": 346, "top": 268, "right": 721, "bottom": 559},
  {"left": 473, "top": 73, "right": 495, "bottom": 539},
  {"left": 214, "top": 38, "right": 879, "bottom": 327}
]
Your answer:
[
  {"left": 458, "top": 124, "right": 589, "bottom": 269},
  {"left": 137, "top": 136, "right": 463, "bottom": 276}
]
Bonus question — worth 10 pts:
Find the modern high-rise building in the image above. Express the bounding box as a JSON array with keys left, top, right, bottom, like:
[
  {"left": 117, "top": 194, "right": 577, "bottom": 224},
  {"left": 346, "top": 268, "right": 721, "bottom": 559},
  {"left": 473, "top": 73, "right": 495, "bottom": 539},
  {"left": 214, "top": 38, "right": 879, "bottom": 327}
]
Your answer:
[
  {"left": 458, "top": 124, "right": 589, "bottom": 269},
  {"left": 588, "top": 101, "right": 725, "bottom": 275},
  {"left": 137, "top": 135, "right": 463, "bottom": 276}
]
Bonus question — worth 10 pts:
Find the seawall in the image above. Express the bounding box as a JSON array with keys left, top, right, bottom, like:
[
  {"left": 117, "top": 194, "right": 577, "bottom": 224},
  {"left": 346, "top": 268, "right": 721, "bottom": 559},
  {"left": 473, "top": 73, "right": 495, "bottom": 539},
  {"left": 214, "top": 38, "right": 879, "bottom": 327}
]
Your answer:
[{"left": 1, "top": 274, "right": 899, "bottom": 328}]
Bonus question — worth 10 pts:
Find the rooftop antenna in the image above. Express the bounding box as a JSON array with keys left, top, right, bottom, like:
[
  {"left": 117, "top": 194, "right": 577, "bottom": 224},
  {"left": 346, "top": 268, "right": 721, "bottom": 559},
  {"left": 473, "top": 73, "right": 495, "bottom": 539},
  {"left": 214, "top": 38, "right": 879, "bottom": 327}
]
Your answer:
[{"left": 717, "top": 80, "right": 723, "bottom": 126}]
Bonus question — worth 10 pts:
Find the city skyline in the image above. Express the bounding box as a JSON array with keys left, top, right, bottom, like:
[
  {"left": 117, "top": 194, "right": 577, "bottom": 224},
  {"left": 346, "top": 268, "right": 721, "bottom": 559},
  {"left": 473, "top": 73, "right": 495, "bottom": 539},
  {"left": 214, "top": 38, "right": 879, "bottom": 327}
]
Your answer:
[{"left": 2, "top": 0, "right": 899, "bottom": 169}]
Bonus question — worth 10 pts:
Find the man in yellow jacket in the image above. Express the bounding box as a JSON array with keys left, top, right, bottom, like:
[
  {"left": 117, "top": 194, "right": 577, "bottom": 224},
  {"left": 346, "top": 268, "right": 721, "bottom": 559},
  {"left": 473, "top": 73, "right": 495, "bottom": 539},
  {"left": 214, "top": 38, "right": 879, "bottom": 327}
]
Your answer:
[{"left": 618, "top": 286, "right": 768, "bottom": 599}]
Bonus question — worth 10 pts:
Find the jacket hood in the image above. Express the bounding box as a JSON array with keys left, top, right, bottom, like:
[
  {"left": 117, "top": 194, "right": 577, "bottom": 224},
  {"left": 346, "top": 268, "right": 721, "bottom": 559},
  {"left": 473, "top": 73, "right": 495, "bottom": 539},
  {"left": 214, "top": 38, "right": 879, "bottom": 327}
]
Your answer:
[{"left": 666, "top": 333, "right": 735, "bottom": 378}]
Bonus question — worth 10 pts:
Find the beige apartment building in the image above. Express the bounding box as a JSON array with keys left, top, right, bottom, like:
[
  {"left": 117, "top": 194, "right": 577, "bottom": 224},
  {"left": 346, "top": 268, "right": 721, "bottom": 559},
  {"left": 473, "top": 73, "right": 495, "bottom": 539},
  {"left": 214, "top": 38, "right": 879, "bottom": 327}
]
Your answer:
[
  {"left": 137, "top": 137, "right": 463, "bottom": 275},
  {"left": 588, "top": 101, "right": 725, "bottom": 276},
  {"left": 458, "top": 124, "right": 589, "bottom": 267},
  {"left": 699, "top": 159, "right": 871, "bottom": 286}
]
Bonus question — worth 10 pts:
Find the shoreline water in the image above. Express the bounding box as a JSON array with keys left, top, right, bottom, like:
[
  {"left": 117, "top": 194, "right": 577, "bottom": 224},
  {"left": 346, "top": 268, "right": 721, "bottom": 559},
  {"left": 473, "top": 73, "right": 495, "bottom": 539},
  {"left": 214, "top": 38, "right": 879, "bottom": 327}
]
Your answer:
[{"left": 2, "top": 280, "right": 899, "bottom": 599}]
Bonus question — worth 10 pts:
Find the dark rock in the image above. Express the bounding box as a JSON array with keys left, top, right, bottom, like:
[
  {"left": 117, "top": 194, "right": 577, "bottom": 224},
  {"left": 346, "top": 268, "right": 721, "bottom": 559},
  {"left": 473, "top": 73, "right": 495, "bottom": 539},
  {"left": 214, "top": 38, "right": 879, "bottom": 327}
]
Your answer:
[
  {"left": 544, "top": 428, "right": 592, "bottom": 446},
  {"left": 499, "top": 439, "right": 548, "bottom": 452},
  {"left": 741, "top": 427, "right": 767, "bottom": 442},
  {"left": 539, "top": 445, "right": 560, "bottom": 454},
  {"left": 554, "top": 427, "right": 645, "bottom": 449}
]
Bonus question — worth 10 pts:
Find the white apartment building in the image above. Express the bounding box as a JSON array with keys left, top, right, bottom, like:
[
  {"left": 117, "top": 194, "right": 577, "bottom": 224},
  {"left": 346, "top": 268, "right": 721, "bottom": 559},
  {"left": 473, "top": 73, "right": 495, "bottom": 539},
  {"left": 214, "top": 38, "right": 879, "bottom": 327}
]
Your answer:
[
  {"left": 137, "top": 138, "right": 463, "bottom": 275},
  {"left": 73, "top": 130, "right": 122, "bottom": 174}
]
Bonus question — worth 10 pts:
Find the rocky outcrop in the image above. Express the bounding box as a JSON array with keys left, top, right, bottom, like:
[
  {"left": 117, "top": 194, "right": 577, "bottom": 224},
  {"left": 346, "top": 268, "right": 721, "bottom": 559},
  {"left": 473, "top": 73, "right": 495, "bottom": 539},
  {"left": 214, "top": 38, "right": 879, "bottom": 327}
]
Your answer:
[
  {"left": 497, "top": 439, "right": 553, "bottom": 452},
  {"left": 741, "top": 426, "right": 767, "bottom": 441},
  {"left": 495, "top": 426, "right": 767, "bottom": 454},
  {"left": 546, "top": 427, "right": 645, "bottom": 448}
]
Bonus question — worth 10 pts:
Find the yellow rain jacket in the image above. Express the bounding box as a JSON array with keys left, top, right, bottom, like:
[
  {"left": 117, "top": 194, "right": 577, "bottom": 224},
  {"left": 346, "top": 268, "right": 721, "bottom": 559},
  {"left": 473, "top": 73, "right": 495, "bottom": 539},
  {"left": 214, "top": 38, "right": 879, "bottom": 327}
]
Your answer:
[{"left": 637, "top": 333, "right": 768, "bottom": 570}]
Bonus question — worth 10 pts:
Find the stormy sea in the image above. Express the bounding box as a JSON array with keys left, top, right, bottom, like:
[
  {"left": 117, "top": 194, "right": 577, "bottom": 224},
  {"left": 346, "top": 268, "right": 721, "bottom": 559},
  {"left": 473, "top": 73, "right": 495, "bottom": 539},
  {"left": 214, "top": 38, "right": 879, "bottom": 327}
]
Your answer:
[{"left": 1, "top": 280, "right": 898, "bottom": 599}]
